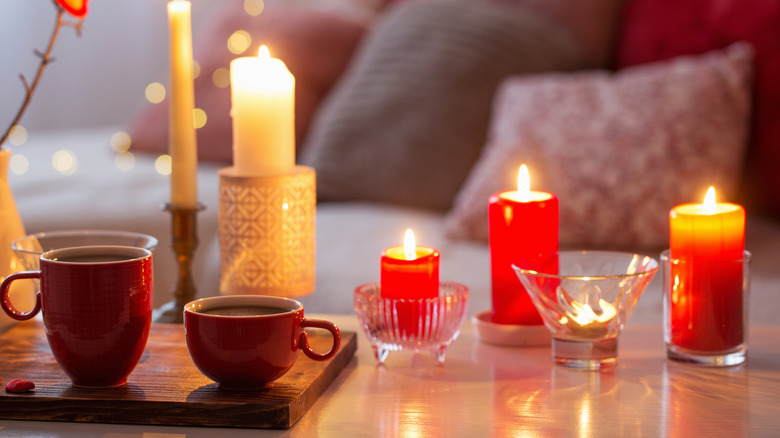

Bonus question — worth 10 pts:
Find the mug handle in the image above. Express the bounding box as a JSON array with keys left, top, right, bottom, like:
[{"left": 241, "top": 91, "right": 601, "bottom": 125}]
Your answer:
[
  {"left": 1, "top": 271, "right": 42, "bottom": 321},
  {"left": 299, "top": 319, "right": 341, "bottom": 361}
]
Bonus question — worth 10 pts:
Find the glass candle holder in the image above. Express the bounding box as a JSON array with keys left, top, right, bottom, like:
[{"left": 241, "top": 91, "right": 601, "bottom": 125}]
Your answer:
[
  {"left": 12, "top": 230, "right": 159, "bottom": 272},
  {"left": 9, "top": 230, "right": 159, "bottom": 323},
  {"left": 513, "top": 251, "right": 658, "bottom": 370},
  {"left": 354, "top": 281, "right": 469, "bottom": 364},
  {"left": 661, "top": 250, "right": 751, "bottom": 367}
]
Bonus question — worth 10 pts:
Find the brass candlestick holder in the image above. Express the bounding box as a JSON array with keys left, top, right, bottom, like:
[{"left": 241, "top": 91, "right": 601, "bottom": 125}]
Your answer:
[{"left": 153, "top": 202, "right": 205, "bottom": 323}]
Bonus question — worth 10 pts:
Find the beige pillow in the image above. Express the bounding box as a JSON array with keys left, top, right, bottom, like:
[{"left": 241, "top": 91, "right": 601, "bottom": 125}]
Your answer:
[
  {"left": 301, "top": 0, "right": 594, "bottom": 211},
  {"left": 444, "top": 43, "right": 753, "bottom": 248}
]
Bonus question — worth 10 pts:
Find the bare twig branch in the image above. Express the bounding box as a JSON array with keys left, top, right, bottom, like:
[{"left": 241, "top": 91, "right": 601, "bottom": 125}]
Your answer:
[
  {"left": 64, "top": 20, "right": 83, "bottom": 37},
  {"left": 19, "top": 75, "right": 30, "bottom": 93},
  {"left": 0, "top": 7, "right": 65, "bottom": 148}
]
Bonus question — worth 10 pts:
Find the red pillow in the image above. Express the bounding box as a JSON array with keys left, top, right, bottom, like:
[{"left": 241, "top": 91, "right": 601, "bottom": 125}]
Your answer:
[
  {"left": 385, "top": 0, "right": 624, "bottom": 68},
  {"left": 616, "top": 0, "right": 780, "bottom": 216},
  {"left": 127, "top": 3, "right": 370, "bottom": 163},
  {"left": 490, "top": 0, "right": 625, "bottom": 68}
]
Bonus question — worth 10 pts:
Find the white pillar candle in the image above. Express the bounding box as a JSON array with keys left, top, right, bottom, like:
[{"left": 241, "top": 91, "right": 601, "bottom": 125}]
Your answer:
[
  {"left": 230, "top": 45, "right": 295, "bottom": 176},
  {"left": 167, "top": 0, "right": 198, "bottom": 208}
]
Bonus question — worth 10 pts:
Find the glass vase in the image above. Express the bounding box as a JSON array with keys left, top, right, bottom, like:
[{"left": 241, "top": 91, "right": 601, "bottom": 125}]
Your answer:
[{"left": 0, "top": 149, "right": 36, "bottom": 332}]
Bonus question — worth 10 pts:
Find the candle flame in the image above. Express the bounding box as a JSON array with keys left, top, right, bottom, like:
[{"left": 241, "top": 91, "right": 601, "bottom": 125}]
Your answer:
[
  {"left": 168, "top": 0, "right": 189, "bottom": 12},
  {"left": 557, "top": 285, "right": 616, "bottom": 326},
  {"left": 571, "top": 299, "right": 617, "bottom": 325},
  {"left": 702, "top": 186, "right": 717, "bottom": 214},
  {"left": 403, "top": 229, "right": 416, "bottom": 261},
  {"left": 517, "top": 164, "right": 531, "bottom": 202},
  {"left": 258, "top": 45, "right": 270, "bottom": 59}
]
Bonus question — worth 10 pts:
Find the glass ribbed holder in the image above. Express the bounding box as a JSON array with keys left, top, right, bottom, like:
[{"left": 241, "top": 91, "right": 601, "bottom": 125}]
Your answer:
[{"left": 354, "top": 281, "right": 469, "bottom": 364}]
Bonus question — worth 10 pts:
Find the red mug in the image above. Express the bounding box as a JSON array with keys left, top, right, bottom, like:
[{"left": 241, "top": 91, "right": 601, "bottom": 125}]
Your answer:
[
  {"left": 0, "top": 245, "right": 153, "bottom": 388},
  {"left": 184, "top": 295, "right": 341, "bottom": 389}
]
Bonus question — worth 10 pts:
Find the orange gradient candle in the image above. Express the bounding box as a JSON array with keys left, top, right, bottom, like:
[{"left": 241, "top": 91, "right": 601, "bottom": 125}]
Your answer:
[
  {"left": 488, "top": 165, "right": 558, "bottom": 325},
  {"left": 669, "top": 187, "right": 746, "bottom": 351}
]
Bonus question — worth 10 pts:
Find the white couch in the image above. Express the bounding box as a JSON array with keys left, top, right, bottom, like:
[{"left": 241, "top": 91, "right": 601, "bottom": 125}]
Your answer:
[
  {"left": 3, "top": 0, "right": 779, "bottom": 327},
  {"left": 8, "top": 128, "right": 780, "bottom": 327}
]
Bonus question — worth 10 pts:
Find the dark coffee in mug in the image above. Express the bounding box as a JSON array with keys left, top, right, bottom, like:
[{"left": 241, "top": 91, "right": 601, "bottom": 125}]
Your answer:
[
  {"left": 53, "top": 254, "right": 135, "bottom": 263},
  {"left": 199, "top": 305, "right": 287, "bottom": 317}
]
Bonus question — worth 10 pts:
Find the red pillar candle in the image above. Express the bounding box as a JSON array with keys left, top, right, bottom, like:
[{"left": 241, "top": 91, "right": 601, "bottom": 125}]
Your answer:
[
  {"left": 380, "top": 230, "right": 440, "bottom": 338},
  {"left": 669, "top": 187, "right": 746, "bottom": 351},
  {"left": 489, "top": 165, "right": 558, "bottom": 325},
  {"left": 380, "top": 229, "right": 440, "bottom": 299}
]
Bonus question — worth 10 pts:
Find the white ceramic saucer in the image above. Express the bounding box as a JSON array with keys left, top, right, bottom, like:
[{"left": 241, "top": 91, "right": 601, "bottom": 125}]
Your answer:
[{"left": 472, "top": 309, "right": 551, "bottom": 347}]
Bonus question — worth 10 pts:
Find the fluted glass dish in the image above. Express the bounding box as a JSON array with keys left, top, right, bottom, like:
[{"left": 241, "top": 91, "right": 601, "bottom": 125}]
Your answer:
[{"left": 354, "top": 281, "right": 469, "bottom": 364}]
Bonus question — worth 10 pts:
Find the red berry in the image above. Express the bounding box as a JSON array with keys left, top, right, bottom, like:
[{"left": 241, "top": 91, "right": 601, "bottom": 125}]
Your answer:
[{"left": 5, "top": 379, "right": 34, "bottom": 393}]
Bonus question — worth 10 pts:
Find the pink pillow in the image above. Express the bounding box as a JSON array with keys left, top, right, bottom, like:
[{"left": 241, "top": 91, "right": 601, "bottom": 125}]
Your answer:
[
  {"left": 444, "top": 43, "right": 753, "bottom": 248},
  {"left": 616, "top": 0, "right": 780, "bottom": 217},
  {"left": 127, "top": 3, "right": 370, "bottom": 163}
]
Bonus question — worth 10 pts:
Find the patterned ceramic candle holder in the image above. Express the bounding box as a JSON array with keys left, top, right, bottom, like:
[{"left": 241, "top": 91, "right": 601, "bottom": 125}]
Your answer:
[
  {"left": 513, "top": 251, "right": 658, "bottom": 370},
  {"left": 218, "top": 165, "right": 315, "bottom": 297},
  {"left": 354, "top": 281, "right": 469, "bottom": 364}
]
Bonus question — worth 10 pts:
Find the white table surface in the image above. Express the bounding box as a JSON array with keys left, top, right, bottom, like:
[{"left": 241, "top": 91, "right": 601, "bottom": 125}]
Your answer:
[{"left": 1, "top": 314, "right": 778, "bottom": 437}]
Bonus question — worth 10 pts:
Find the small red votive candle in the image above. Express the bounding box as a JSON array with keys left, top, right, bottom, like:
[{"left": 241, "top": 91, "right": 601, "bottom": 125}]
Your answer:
[
  {"left": 668, "top": 186, "right": 746, "bottom": 352},
  {"left": 488, "top": 165, "right": 558, "bottom": 325},
  {"left": 380, "top": 229, "right": 440, "bottom": 337},
  {"left": 380, "top": 229, "right": 440, "bottom": 300}
]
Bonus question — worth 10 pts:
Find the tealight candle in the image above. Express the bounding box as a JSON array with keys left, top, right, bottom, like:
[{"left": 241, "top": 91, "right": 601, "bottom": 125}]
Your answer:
[
  {"left": 560, "top": 291, "right": 617, "bottom": 340},
  {"left": 229, "top": 45, "right": 295, "bottom": 176},
  {"left": 488, "top": 165, "right": 558, "bottom": 325},
  {"left": 669, "top": 186, "right": 746, "bottom": 351},
  {"left": 167, "top": 0, "right": 198, "bottom": 208}
]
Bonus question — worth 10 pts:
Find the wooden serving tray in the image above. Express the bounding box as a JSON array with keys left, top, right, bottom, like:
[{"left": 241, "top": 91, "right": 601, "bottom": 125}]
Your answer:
[{"left": 0, "top": 319, "right": 357, "bottom": 429}]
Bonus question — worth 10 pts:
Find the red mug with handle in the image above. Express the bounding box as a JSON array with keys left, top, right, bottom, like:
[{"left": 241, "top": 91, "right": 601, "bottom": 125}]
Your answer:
[
  {"left": 1, "top": 245, "right": 153, "bottom": 388},
  {"left": 184, "top": 295, "right": 341, "bottom": 389}
]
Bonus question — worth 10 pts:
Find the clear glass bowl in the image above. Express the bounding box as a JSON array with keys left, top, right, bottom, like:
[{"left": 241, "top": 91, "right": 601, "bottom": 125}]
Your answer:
[
  {"left": 12, "top": 230, "right": 158, "bottom": 272},
  {"left": 513, "top": 251, "right": 658, "bottom": 370},
  {"left": 354, "top": 282, "right": 469, "bottom": 364}
]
